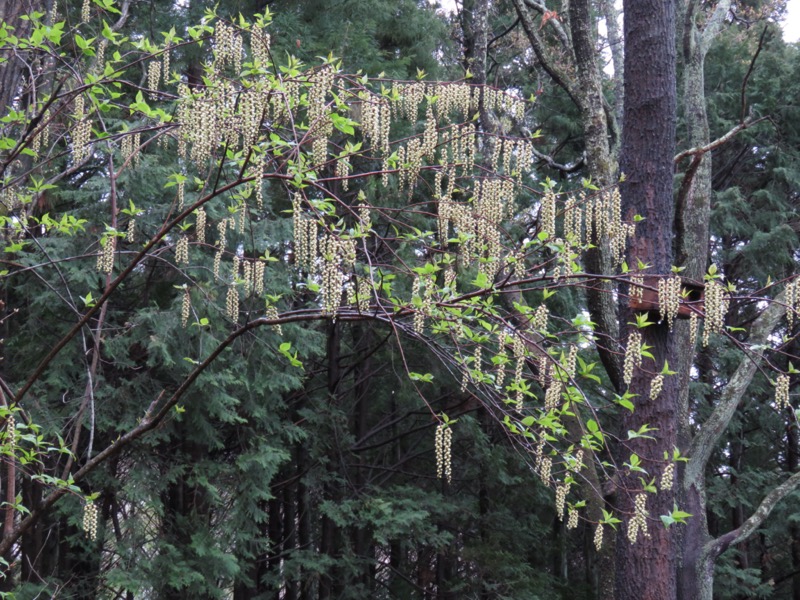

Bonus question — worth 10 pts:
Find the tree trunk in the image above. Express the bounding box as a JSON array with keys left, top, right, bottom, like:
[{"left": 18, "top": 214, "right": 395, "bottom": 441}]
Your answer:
[
  {"left": 266, "top": 490, "right": 283, "bottom": 600},
  {"left": 460, "top": 0, "right": 490, "bottom": 87},
  {"left": 350, "top": 324, "right": 374, "bottom": 593},
  {"left": 296, "top": 442, "right": 312, "bottom": 600},
  {"left": 673, "top": 7, "right": 732, "bottom": 597},
  {"left": 0, "top": 0, "right": 43, "bottom": 114},
  {"left": 319, "top": 320, "right": 343, "bottom": 600},
  {"left": 616, "top": 2, "right": 679, "bottom": 600},
  {"left": 787, "top": 419, "right": 800, "bottom": 600},
  {"left": 568, "top": 0, "right": 622, "bottom": 388}
]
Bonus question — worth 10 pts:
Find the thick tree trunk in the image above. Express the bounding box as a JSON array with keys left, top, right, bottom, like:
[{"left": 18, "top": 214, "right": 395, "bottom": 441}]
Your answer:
[{"left": 616, "top": 2, "right": 679, "bottom": 600}]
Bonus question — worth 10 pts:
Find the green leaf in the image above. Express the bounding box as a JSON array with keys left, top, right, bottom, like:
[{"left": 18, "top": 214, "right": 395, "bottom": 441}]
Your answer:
[
  {"left": 330, "top": 112, "right": 356, "bottom": 135},
  {"left": 408, "top": 372, "right": 434, "bottom": 383}
]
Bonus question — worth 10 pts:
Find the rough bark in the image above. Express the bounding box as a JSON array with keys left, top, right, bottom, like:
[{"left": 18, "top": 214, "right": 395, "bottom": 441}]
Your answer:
[
  {"left": 615, "top": 2, "right": 679, "bottom": 600},
  {"left": 460, "top": 0, "right": 490, "bottom": 86}
]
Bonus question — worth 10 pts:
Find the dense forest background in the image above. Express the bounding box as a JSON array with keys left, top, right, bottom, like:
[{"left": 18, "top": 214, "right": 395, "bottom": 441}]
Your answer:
[{"left": 0, "top": 0, "right": 799, "bottom": 599}]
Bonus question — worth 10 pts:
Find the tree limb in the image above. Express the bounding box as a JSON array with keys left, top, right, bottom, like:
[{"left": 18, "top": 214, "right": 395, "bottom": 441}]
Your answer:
[
  {"left": 740, "top": 25, "right": 769, "bottom": 122},
  {"left": 529, "top": 143, "right": 584, "bottom": 173},
  {"left": 699, "top": 0, "right": 733, "bottom": 54},
  {"left": 600, "top": 0, "right": 623, "bottom": 130},
  {"left": 521, "top": 0, "right": 572, "bottom": 50},
  {"left": 706, "top": 468, "right": 800, "bottom": 560},
  {"left": 686, "top": 291, "right": 786, "bottom": 483},
  {"left": 511, "top": 0, "right": 582, "bottom": 109},
  {"left": 488, "top": 17, "right": 520, "bottom": 49},
  {"left": 673, "top": 116, "right": 769, "bottom": 163}
]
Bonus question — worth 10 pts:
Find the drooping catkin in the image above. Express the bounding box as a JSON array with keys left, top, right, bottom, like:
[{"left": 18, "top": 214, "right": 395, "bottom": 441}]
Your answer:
[
  {"left": 83, "top": 501, "right": 98, "bottom": 540},
  {"left": 181, "top": 288, "right": 191, "bottom": 328},
  {"left": 703, "top": 280, "right": 729, "bottom": 346},
  {"left": 627, "top": 493, "right": 649, "bottom": 544},
  {"left": 623, "top": 330, "right": 642, "bottom": 386},
  {"left": 175, "top": 236, "right": 189, "bottom": 265},
  {"left": 265, "top": 304, "right": 282, "bottom": 336},
  {"left": 5, "top": 415, "right": 15, "bottom": 447},
  {"left": 195, "top": 208, "right": 206, "bottom": 244},
  {"left": 434, "top": 423, "right": 452, "bottom": 483},
  {"left": 96, "top": 236, "right": 115, "bottom": 273},
  {"left": 658, "top": 276, "right": 681, "bottom": 330},
  {"left": 660, "top": 463, "right": 674, "bottom": 491},
  {"left": 775, "top": 373, "right": 790, "bottom": 411},
  {"left": 226, "top": 284, "right": 239, "bottom": 321},
  {"left": 594, "top": 523, "right": 604, "bottom": 551}
]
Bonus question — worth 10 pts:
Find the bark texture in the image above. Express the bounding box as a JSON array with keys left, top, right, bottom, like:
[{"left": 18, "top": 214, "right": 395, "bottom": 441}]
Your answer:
[{"left": 616, "top": 1, "right": 679, "bottom": 599}]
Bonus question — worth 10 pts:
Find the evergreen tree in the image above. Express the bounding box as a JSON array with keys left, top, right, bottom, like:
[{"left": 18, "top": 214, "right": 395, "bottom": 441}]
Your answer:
[{"left": 0, "top": 2, "right": 799, "bottom": 599}]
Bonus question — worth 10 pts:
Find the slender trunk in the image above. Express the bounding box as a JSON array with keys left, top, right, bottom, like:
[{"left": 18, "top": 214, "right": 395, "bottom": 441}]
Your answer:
[
  {"left": 351, "top": 324, "right": 373, "bottom": 592},
  {"left": 319, "top": 320, "right": 342, "bottom": 600},
  {"left": 20, "top": 472, "right": 44, "bottom": 584},
  {"left": 601, "top": 0, "right": 624, "bottom": 130},
  {"left": 418, "top": 544, "right": 435, "bottom": 599},
  {"left": 787, "top": 419, "right": 800, "bottom": 600},
  {"left": 283, "top": 484, "right": 298, "bottom": 600},
  {"left": 296, "top": 443, "right": 312, "bottom": 600},
  {"left": 729, "top": 438, "right": 749, "bottom": 572},
  {"left": 267, "top": 488, "right": 283, "bottom": 600}
]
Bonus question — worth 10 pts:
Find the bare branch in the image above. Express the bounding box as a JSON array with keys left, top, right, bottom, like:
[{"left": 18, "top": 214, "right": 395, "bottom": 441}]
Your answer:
[
  {"left": 488, "top": 17, "right": 521, "bottom": 49},
  {"left": 530, "top": 144, "right": 584, "bottom": 173},
  {"left": 522, "top": 0, "right": 572, "bottom": 50},
  {"left": 707, "top": 468, "right": 800, "bottom": 559},
  {"left": 674, "top": 116, "right": 769, "bottom": 163},
  {"left": 511, "top": 0, "right": 581, "bottom": 108},
  {"left": 740, "top": 25, "right": 770, "bottom": 122}
]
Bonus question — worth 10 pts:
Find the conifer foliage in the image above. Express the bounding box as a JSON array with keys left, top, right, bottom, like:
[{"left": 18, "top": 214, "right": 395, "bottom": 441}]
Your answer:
[{"left": 0, "top": 0, "right": 798, "bottom": 597}]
